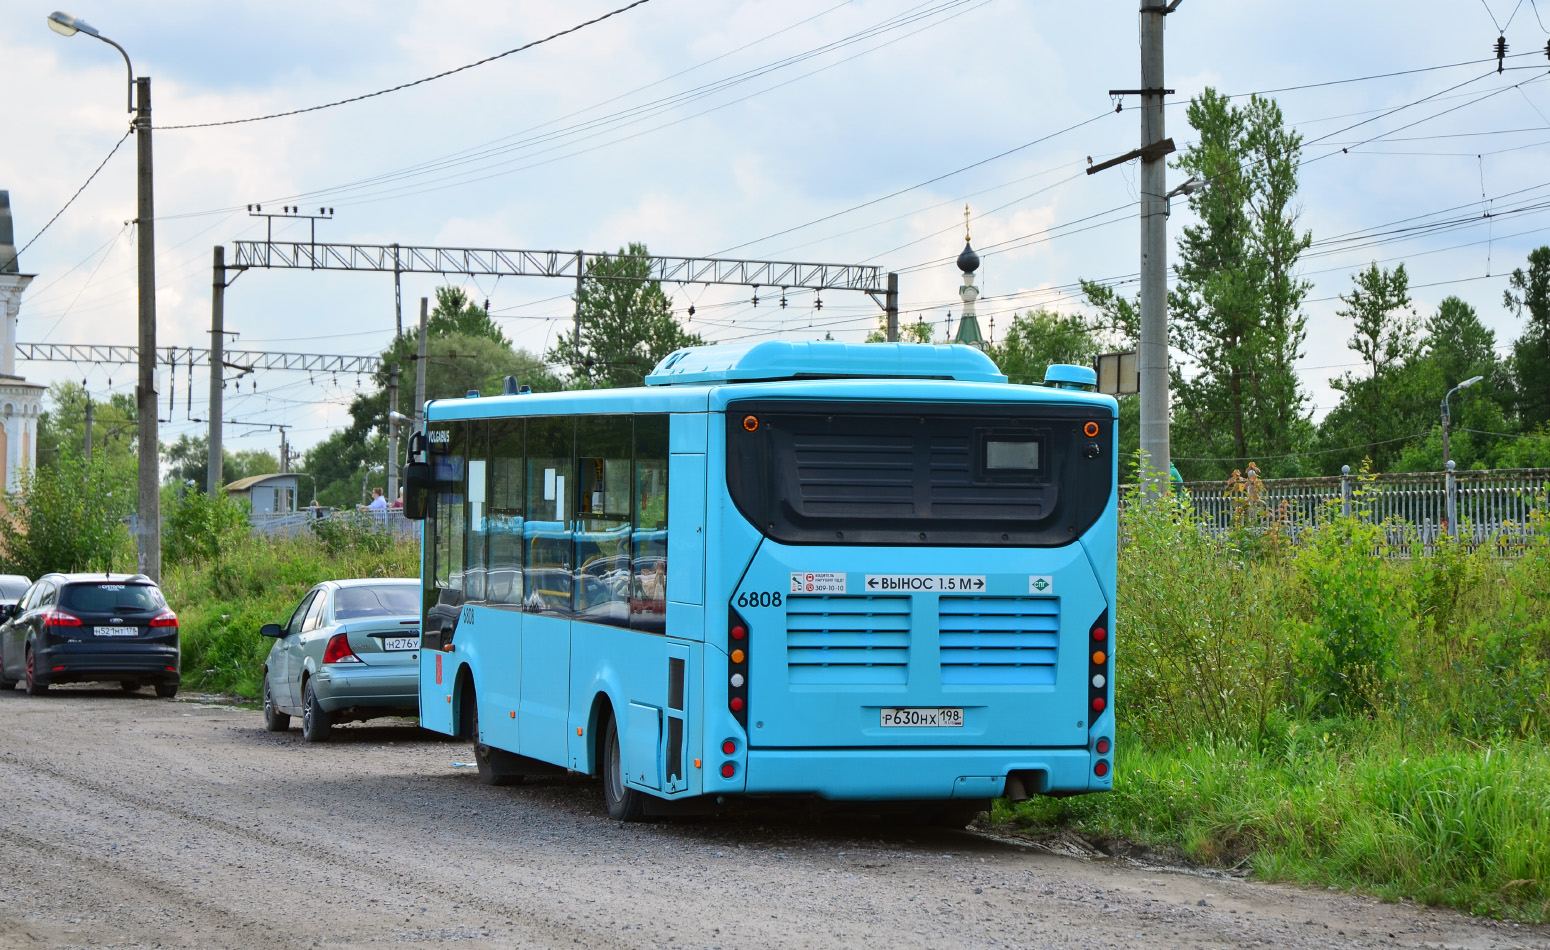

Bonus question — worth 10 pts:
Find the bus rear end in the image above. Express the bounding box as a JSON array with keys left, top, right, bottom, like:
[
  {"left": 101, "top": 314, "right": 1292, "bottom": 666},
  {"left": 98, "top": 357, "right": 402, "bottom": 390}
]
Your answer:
[{"left": 698, "top": 390, "right": 1116, "bottom": 804}]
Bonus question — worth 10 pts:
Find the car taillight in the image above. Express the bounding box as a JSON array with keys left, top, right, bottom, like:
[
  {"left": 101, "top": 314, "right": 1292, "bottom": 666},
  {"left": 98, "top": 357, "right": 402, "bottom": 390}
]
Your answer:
[
  {"left": 728, "top": 607, "right": 749, "bottom": 728},
  {"left": 42, "top": 610, "right": 82, "bottom": 627},
  {"left": 322, "top": 632, "right": 362, "bottom": 664},
  {"left": 149, "top": 611, "right": 178, "bottom": 628}
]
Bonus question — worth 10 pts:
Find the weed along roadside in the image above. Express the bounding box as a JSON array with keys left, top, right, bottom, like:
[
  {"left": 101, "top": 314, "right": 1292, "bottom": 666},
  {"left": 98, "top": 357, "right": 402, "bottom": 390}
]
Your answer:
[
  {"left": 157, "top": 476, "right": 1550, "bottom": 921},
  {"left": 993, "top": 480, "right": 1550, "bottom": 922}
]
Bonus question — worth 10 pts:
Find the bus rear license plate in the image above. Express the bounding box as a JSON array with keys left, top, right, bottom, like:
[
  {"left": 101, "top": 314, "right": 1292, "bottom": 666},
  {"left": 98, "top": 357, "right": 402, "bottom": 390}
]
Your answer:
[
  {"left": 384, "top": 637, "right": 419, "bottom": 651},
  {"left": 94, "top": 626, "right": 138, "bottom": 637},
  {"left": 880, "top": 707, "right": 963, "bottom": 728}
]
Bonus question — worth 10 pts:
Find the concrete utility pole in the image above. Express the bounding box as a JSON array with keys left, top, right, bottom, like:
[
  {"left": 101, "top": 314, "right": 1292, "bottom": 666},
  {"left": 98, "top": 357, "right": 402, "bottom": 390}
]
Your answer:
[
  {"left": 885, "top": 272, "right": 899, "bottom": 342},
  {"left": 208, "top": 245, "right": 225, "bottom": 494},
  {"left": 1138, "top": 3, "right": 1173, "bottom": 488},
  {"left": 279, "top": 427, "right": 289, "bottom": 474},
  {"left": 387, "top": 362, "right": 400, "bottom": 502},
  {"left": 83, "top": 397, "right": 93, "bottom": 466},
  {"left": 135, "top": 75, "right": 160, "bottom": 580},
  {"left": 413, "top": 297, "right": 429, "bottom": 431},
  {"left": 572, "top": 250, "right": 585, "bottom": 349}
]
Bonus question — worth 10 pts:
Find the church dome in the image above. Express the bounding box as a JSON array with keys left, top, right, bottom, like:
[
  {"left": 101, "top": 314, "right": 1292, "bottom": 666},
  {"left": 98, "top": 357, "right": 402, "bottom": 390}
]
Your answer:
[{"left": 956, "top": 240, "right": 979, "bottom": 275}]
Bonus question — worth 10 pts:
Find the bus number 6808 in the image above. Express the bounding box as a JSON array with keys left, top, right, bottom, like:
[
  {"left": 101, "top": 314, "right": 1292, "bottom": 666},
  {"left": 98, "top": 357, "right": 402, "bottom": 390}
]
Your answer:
[{"left": 736, "top": 591, "right": 783, "bottom": 608}]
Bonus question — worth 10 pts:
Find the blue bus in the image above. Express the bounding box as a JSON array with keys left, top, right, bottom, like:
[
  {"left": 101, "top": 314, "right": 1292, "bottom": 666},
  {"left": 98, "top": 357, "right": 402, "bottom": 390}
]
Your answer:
[{"left": 402, "top": 341, "right": 1117, "bottom": 822}]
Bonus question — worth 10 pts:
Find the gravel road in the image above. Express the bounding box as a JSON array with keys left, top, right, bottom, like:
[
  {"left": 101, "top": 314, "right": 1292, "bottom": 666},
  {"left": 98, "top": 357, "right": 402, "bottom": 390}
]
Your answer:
[{"left": 1, "top": 686, "right": 1544, "bottom": 950}]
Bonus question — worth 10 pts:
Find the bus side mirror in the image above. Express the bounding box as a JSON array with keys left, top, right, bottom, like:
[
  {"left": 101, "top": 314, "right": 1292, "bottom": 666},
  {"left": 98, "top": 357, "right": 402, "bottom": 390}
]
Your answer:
[{"left": 402, "top": 462, "right": 431, "bottom": 521}]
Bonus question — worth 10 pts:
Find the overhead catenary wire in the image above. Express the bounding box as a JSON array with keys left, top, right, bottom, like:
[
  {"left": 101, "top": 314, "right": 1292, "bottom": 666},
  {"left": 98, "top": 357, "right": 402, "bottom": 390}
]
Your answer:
[
  {"left": 0, "top": 126, "right": 132, "bottom": 273},
  {"left": 156, "top": 0, "right": 656, "bottom": 130}
]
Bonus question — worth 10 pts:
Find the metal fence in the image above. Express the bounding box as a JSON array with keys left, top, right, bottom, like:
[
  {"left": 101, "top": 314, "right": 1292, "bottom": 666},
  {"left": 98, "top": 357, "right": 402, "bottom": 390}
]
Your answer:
[
  {"left": 249, "top": 507, "right": 418, "bottom": 540},
  {"left": 1177, "top": 465, "right": 1550, "bottom": 554}
]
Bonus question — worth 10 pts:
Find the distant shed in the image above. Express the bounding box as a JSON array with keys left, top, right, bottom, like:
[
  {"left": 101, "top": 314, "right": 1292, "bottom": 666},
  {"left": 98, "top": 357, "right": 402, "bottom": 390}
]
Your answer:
[{"left": 225, "top": 473, "right": 300, "bottom": 514}]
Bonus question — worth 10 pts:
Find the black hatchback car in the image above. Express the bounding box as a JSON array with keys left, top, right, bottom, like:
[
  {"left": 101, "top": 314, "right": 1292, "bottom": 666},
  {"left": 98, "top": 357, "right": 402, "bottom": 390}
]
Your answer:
[{"left": 0, "top": 573, "right": 180, "bottom": 697}]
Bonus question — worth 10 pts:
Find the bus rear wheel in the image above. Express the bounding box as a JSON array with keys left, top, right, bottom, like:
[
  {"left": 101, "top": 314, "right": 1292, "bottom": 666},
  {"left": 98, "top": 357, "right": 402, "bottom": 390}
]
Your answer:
[{"left": 601, "top": 713, "right": 645, "bottom": 822}]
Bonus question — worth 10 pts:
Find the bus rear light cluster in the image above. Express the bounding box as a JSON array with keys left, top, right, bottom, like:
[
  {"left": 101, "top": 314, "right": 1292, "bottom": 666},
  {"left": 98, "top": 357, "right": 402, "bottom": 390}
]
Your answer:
[
  {"left": 1088, "top": 611, "right": 1110, "bottom": 719},
  {"left": 721, "top": 762, "right": 737, "bottom": 778},
  {"left": 1094, "top": 760, "right": 1109, "bottom": 778},
  {"left": 722, "top": 739, "right": 737, "bottom": 755},
  {"left": 728, "top": 608, "right": 750, "bottom": 727},
  {"left": 1095, "top": 737, "right": 1111, "bottom": 755}
]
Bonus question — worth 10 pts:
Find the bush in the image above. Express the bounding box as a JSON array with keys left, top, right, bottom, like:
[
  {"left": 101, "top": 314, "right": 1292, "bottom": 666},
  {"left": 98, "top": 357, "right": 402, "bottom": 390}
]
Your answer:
[
  {"left": 164, "top": 490, "right": 250, "bottom": 567},
  {"left": 0, "top": 450, "right": 135, "bottom": 577},
  {"left": 161, "top": 533, "right": 418, "bottom": 697}
]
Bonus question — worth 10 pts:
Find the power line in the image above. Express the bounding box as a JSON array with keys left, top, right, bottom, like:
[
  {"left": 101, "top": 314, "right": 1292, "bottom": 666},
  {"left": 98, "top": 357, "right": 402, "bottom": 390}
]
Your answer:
[
  {"left": 156, "top": 0, "right": 656, "bottom": 130},
  {"left": 0, "top": 126, "right": 132, "bottom": 273}
]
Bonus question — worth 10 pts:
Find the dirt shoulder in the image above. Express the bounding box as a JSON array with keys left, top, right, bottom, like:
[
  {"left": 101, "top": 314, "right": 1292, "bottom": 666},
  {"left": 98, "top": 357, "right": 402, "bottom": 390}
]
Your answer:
[{"left": 0, "top": 685, "right": 1544, "bottom": 949}]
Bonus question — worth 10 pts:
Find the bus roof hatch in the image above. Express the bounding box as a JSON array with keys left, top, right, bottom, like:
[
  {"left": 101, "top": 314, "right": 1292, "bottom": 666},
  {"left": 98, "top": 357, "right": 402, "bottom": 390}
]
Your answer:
[{"left": 644, "top": 340, "right": 1008, "bottom": 386}]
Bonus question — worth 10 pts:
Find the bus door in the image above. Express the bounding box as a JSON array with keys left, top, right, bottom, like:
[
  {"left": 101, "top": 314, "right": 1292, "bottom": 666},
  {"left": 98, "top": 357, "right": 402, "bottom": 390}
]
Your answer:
[{"left": 519, "top": 418, "right": 575, "bottom": 766}]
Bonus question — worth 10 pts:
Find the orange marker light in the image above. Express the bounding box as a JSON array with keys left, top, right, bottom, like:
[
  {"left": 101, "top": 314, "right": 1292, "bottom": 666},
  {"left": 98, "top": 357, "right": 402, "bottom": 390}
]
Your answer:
[
  {"left": 1084, "top": 421, "right": 1100, "bottom": 438},
  {"left": 510, "top": 710, "right": 516, "bottom": 719},
  {"left": 731, "top": 649, "right": 746, "bottom": 664},
  {"left": 577, "top": 726, "right": 583, "bottom": 735},
  {"left": 1092, "top": 651, "right": 1106, "bottom": 665},
  {"left": 694, "top": 758, "right": 702, "bottom": 769},
  {"left": 743, "top": 415, "right": 759, "bottom": 432}
]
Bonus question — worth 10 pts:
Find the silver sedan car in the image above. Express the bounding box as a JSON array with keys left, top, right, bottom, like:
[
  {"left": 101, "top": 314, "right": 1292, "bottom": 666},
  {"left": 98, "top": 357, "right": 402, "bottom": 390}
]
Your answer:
[{"left": 259, "top": 579, "right": 422, "bottom": 741}]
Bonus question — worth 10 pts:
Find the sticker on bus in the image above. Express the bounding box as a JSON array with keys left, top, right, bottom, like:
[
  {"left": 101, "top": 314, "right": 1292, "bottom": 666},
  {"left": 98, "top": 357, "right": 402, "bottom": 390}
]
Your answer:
[
  {"left": 1028, "top": 575, "right": 1055, "bottom": 594},
  {"left": 790, "top": 572, "right": 846, "bottom": 594},
  {"left": 865, "top": 575, "right": 985, "bottom": 592}
]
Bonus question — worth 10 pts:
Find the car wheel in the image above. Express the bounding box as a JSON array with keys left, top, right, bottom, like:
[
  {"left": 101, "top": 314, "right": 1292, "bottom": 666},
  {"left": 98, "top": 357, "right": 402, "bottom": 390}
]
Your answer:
[
  {"left": 121, "top": 680, "right": 141, "bottom": 692},
  {"left": 301, "top": 680, "right": 331, "bottom": 742},
  {"left": 601, "top": 713, "right": 645, "bottom": 822},
  {"left": 471, "top": 702, "right": 523, "bottom": 786},
  {"left": 262, "top": 677, "right": 291, "bottom": 732},
  {"left": 155, "top": 682, "right": 179, "bottom": 699},
  {"left": 24, "top": 647, "right": 48, "bottom": 696}
]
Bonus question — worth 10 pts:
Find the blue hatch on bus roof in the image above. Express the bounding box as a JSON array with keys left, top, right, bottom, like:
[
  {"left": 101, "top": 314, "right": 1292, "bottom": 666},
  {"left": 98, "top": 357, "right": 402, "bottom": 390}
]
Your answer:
[{"left": 645, "top": 340, "right": 1007, "bottom": 386}]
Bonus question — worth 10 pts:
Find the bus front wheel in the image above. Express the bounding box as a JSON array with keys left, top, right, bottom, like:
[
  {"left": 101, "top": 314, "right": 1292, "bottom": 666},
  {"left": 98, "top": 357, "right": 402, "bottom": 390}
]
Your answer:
[
  {"left": 602, "top": 713, "right": 646, "bottom": 822},
  {"left": 471, "top": 702, "right": 524, "bottom": 786}
]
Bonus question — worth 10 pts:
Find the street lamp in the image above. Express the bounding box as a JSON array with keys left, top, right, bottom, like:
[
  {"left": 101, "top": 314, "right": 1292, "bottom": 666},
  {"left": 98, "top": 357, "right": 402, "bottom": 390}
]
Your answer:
[
  {"left": 1441, "top": 375, "right": 1484, "bottom": 469},
  {"left": 49, "top": 11, "right": 161, "bottom": 581}
]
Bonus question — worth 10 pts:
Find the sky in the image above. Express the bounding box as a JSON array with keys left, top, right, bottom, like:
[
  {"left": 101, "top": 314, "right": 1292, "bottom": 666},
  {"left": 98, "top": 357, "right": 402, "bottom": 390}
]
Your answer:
[{"left": 2, "top": 0, "right": 1549, "bottom": 459}]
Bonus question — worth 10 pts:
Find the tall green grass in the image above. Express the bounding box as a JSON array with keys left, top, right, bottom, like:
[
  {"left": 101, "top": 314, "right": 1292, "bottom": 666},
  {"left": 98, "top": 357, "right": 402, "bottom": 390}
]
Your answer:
[
  {"left": 999, "top": 481, "right": 1550, "bottom": 920},
  {"left": 163, "top": 528, "right": 418, "bottom": 697}
]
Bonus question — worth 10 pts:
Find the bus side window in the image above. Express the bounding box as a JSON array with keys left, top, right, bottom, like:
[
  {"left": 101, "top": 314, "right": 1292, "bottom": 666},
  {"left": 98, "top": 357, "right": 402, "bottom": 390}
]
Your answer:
[
  {"left": 464, "top": 421, "right": 489, "bottom": 605},
  {"left": 576, "top": 416, "right": 633, "bottom": 629},
  {"left": 632, "top": 414, "right": 669, "bottom": 632},
  {"left": 487, "top": 419, "right": 526, "bottom": 609},
  {"left": 524, "top": 417, "right": 574, "bottom": 616}
]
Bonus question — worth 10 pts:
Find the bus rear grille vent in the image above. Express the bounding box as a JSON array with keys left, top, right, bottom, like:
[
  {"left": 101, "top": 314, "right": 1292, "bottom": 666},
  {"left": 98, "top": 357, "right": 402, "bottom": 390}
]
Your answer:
[
  {"left": 938, "top": 597, "right": 1058, "bottom": 685},
  {"left": 785, "top": 595, "right": 910, "bottom": 685},
  {"left": 791, "top": 435, "right": 916, "bottom": 517}
]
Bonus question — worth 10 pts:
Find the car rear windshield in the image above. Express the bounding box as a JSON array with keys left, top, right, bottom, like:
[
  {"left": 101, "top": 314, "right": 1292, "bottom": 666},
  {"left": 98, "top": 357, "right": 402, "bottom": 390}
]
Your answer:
[
  {"left": 333, "top": 585, "right": 420, "bottom": 620},
  {"left": 0, "top": 579, "right": 29, "bottom": 599},
  {"left": 725, "top": 400, "right": 1113, "bottom": 547},
  {"left": 60, "top": 583, "right": 166, "bottom": 613}
]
